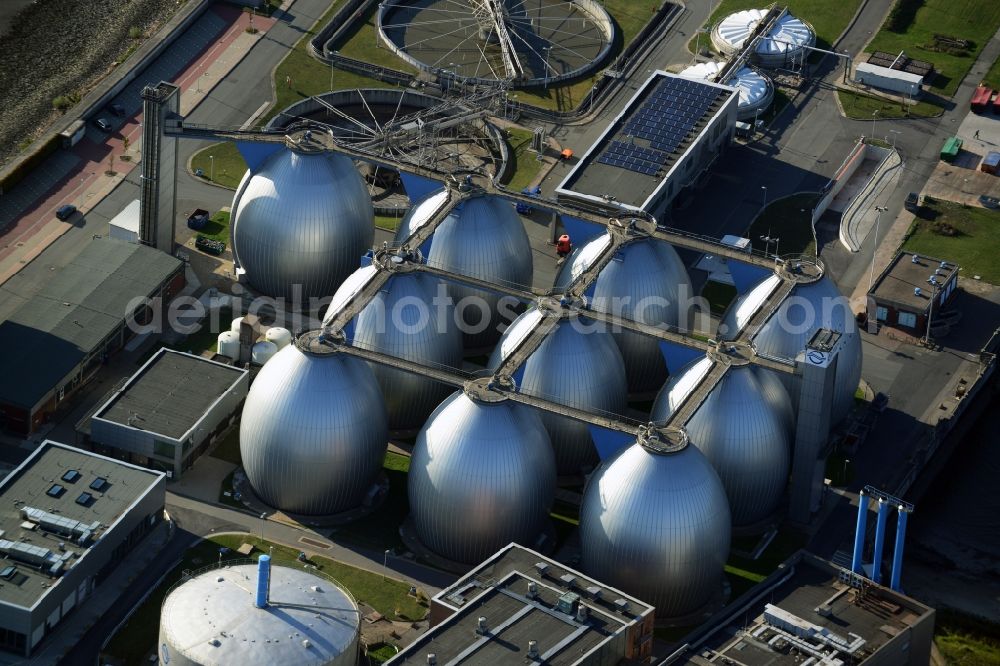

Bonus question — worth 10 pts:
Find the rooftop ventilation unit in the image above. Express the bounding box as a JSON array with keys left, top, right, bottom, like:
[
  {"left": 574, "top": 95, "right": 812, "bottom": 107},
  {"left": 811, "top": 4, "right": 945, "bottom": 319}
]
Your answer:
[
  {"left": 0, "top": 539, "right": 66, "bottom": 576},
  {"left": 21, "top": 506, "right": 100, "bottom": 545},
  {"left": 940, "top": 261, "right": 947, "bottom": 269},
  {"left": 911, "top": 254, "right": 920, "bottom": 263},
  {"left": 527, "top": 641, "right": 539, "bottom": 660},
  {"left": 534, "top": 562, "right": 549, "bottom": 576},
  {"left": 914, "top": 287, "right": 922, "bottom": 296},
  {"left": 476, "top": 616, "right": 488, "bottom": 636}
]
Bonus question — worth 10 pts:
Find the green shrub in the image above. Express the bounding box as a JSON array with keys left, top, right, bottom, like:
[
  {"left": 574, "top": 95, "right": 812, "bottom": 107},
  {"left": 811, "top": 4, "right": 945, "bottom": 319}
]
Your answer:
[
  {"left": 52, "top": 96, "right": 72, "bottom": 111},
  {"left": 886, "top": 0, "right": 924, "bottom": 33},
  {"left": 128, "top": 26, "right": 143, "bottom": 39}
]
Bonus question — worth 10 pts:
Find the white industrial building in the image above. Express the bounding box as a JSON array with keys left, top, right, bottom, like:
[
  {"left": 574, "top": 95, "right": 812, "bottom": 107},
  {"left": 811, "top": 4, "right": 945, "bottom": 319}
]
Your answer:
[
  {"left": 0, "top": 441, "right": 165, "bottom": 657},
  {"left": 855, "top": 62, "right": 923, "bottom": 97},
  {"left": 108, "top": 199, "right": 141, "bottom": 244}
]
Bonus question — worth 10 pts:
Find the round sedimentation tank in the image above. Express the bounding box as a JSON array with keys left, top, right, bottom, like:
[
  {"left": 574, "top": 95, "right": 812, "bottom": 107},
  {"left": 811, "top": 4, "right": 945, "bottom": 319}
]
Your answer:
[
  {"left": 265, "top": 327, "right": 293, "bottom": 350},
  {"left": 395, "top": 192, "right": 532, "bottom": 351},
  {"left": 711, "top": 8, "right": 815, "bottom": 68},
  {"left": 329, "top": 266, "right": 463, "bottom": 432},
  {"left": 652, "top": 354, "right": 793, "bottom": 527},
  {"left": 408, "top": 388, "right": 556, "bottom": 564},
  {"left": 376, "top": 0, "right": 615, "bottom": 88},
  {"left": 230, "top": 144, "right": 374, "bottom": 301},
  {"left": 217, "top": 331, "right": 240, "bottom": 359},
  {"left": 240, "top": 332, "right": 388, "bottom": 516},
  {"left": 158, "top": 558, "right": 359, "bottom": 666},
  {"left": 719, "top": 267, "right": 862, "bottom": 424},
  {"left": 251, "top": 341, "right": 278, "bottom": 366},
  {"left": 555, "top": 236, "right": 692, "bottom": 394},
  {"left": 488, "top": 307, "right": 628, "bottom": 476},
  {"left": 679, "top": 62, "right": 774, "bottom": 120},
  {"left": 579, "top": 429, "right": 731, "bottom": 620}
]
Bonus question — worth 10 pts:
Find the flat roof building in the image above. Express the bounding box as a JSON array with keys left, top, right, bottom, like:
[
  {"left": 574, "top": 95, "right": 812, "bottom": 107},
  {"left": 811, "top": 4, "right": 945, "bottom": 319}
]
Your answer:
[
  {"left": 0, "top": 239, "right": 184, "bottom": 436},
  {"left": 866, "top": 251, "right": 958, "bottom": 336},
  {"left": 555, "top": 71, "right": 738, "bottom": 217},
  {"left": 0, "top": 440, "right": 165, "bottom": 657},
  {"left": 82, "top": 349, "right": 248, "bottom": 478},
  {"left": 387, "top": 543, "right": 655, "bottom": 665},
  {"left": 670, "top": 551, "right": 935, "bottom": 666}
]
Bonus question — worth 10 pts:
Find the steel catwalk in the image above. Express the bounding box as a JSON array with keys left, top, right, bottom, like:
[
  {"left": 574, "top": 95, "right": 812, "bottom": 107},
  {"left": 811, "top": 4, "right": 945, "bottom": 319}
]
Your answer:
[
  {"left": 240, "top": 344, "right": 388, "bottom": 515},
  {"left": 488, "top": 309, "right": 629, "bottom": 475},
  {"left": 579, "top": 442, "right": 731, "bottom": 618},
  {"left": 396, "top": 193, "right": 532, "bottom": 350},
  {"left": 720, "top": 274, "right": 862, "bottom": 423},
  {"left": 230, "top": 148, "right": 374, "bottom": 301},
  {"left": 408, "top": 391, "right": 556, "bottom": 564},
  {"left": 653, "top": 361, "right": 793, "bottom": 526},
  {"left": 555, "top": 236, "right": 692, "bottom": 393},
  {"left": 334, "top": 270, "right": 463, "bottom": 431}
]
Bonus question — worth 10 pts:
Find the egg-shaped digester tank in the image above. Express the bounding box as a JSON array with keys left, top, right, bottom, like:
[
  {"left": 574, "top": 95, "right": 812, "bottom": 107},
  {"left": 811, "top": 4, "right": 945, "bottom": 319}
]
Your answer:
[
  {"left": 158, "top": 560, "right": 359, "bottom": 666},
  {"left": 719, "top": 270, "right": 862, "bottom": 424},
  {"left": 230, "top": 146, "right": 374, "bottom": 301},
  {"left": 240, "top": 333, "right": 388, "bottom": 515},
  {"left": 395, "top": 192, "right": 532, "bottom": 350},
  {"left": 331, "top": 268, "right": 463, "bottom": 432},
  {"left": 653, "top": 357, "right": 793, "bottom": 527},
  {"left": 408, "top": 390, "right": 556, "bottom": 564},
  {"left": 488, "top": 308, "right": 628, "bottom": 475},
  {"left": 579, "top": 434, "right": 731, "bottom": 619},
  {"left": 555, "top": 236, "right": 692, "bottom": 393}
]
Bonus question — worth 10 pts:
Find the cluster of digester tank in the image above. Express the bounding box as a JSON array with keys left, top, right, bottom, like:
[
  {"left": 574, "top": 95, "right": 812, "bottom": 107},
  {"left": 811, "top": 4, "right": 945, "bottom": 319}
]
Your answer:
[
  {"left": 232, "top": 148, "right": 861, "bottom": 622},
  {"left": 710, "top": 7, "right": 816, "bottom": 68}
]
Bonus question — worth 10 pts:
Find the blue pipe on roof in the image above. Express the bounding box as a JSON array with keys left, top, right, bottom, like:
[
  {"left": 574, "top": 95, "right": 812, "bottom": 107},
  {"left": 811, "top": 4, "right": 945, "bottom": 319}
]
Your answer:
[{"left": 851, "top": 490, "right": 868, "bottom": 574}]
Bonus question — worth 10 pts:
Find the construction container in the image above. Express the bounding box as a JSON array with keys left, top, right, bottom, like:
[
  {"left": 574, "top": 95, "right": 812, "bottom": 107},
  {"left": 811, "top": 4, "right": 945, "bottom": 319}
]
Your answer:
[{"left": 982, "top": 151, "right": 1000, "bottom": 175}]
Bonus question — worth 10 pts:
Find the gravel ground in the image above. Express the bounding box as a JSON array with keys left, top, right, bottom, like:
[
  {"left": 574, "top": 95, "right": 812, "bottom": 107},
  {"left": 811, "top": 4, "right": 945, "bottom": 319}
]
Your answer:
[{"left": 0, "top": 0, "right": 183, "bottom": 167}]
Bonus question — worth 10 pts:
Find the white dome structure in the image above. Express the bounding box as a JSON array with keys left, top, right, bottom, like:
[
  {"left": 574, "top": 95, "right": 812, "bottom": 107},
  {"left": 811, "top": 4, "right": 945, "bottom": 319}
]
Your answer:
[
  {"left": 579, "top": 434, "right": 731, "bottom": 619},
  {"left": 680, "top": 61, "right": 774, "bottom": 120},
  {"left": 240, "top": 333, "right": 388, "bottom": 515},
  {"left": 158, "top": 559, "right": 359, "bottom": 666},
  {"left": 330, "top": 268, "right": 463, "bottom": 432},
  {"left": 720, "top": 271, "right": 862, "bottom": 424},
  {"left": 395, "top": 192, "right": 532, "bottom": 350},
  {"left": 711, "top": 8, "right": 815, "bottom": 68},
  {"left": 265, "top": 327, "right": 293, "bottom": 350},
  {"left": 555, "top": 236, "right": 692, "bottom": 393},
  {"left": 488, "top": 308, "right": 628, "bottom": 475},
  {"left": 652, "top": 357, "right": 793, "bottom": 527},
  {"left": 408, "top": 390, "right": 556, "bottom": 564},
  {"left": 230, "top": 147, "right": 374, "bottom": 300}
]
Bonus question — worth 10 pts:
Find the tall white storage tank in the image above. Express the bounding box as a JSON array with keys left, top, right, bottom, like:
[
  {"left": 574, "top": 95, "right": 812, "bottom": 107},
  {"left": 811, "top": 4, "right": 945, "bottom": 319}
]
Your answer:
[{"left": 217, "top": 331, "right": 240, "bottom": 359}]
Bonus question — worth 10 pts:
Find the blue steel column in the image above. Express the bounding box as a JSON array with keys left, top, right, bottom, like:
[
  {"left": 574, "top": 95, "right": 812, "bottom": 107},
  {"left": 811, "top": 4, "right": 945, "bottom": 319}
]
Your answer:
[
  {"left": 851, "top": 490, "right": 868, "bottom": 573},
  {"left": 890, "top": 507, "right": 909, "bottom": 591},
  {"left": 255, "top": 554, "right": 271, "bottom": 608},
  {"left": 871, "top": 499, "right": 890, "bottom": 584}
]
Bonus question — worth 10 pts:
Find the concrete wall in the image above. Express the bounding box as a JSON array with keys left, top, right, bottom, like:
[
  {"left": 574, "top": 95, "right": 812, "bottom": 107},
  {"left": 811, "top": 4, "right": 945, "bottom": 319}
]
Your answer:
[{"left": 812, "top": 139, "right": 866, "bottom": 226}]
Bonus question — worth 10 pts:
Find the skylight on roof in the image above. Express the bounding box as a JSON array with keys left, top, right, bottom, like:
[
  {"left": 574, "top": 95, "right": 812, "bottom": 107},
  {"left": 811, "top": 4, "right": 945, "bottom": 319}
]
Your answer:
[
  {"left": 75, "top": 493, "right": 94, "bottom": 507},
  {"left": 46, "top": 484, "right": 65, "bottom": 498},
  {"left": 61, "top": 469, "right": 81, "bottom": 483},
  {"left": 89, "top": 477, "right": 108, "bottom": 491}
]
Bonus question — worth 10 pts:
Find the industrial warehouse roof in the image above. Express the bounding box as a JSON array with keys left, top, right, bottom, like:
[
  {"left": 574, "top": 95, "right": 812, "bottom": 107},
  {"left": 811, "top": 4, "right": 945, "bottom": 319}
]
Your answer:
[
  {"left": 93, "top": 349, "right": 246, "bottom": 440},
  {"left": 0, "top": 440, "right": 163, "bottom": 609},
  {"left": 870, "top": 250, "right": 957, "bottom": 312},
  {"left": 675, "top": 552, "right": 934, "bottom": 666},
  {"left": 388, "top": 544, "right": 653, "bottom": 665},
  {"left": 556, "top": 71, "right": 736, "bottom": 210},
  {"left": 0, "top": 239, "right": 182, "bottom": 410}
]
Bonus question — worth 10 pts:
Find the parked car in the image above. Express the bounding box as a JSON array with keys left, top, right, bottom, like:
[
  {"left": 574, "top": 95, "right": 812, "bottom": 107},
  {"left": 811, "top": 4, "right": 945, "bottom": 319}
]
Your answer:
[
  {"left": 108, "top": 103, "right": 126, "bottom": 117},
  {"left": 93, "top": 117, "right": 112, "bottom": 132},
  {"left": 55, "top": 204, "right": 77, "bottom": 221}
]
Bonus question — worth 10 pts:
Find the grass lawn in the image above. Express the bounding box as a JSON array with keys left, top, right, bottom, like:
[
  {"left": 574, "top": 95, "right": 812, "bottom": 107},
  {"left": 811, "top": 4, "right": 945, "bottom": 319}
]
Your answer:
[
  {"left": 504, "top": 127, "right": 545, "bottom": 192},
  {"left": 935, "top": 609, "right": 1000, "bottom": 665},
  {"left": 837, "top": 89, "right": 944, "bottom": 119},
  {"left": 985, "top": 52, "right": 1000, "bottom": 90},
  {"left": 198, "top": 210, "right": 230, "bottom": 243},
  {"left": 103, "top": 534, "right": 426, "bottom": 664},
  {"left": 332, "top": 451, "right": 410, "bottom": 552},
  {"left": 162, "top": 306, "right": 233, "bottom": 357},
  {"left": 701, "top": 0, "right": 864, "bottom": 52},
  {"left": 375, "top": 214, "right": 403, "bottom": 232},
  {"left": 725, "top": 528, "right": 807, "bottom": 599},
  {"left": 866, "top": 0, "right": 1000, "bottom": 97},
  {"left": 701, "top": 281, "right": 737, "bottom": 314},
  {"left": 190, "top": 141, "right": 246, "bottom": 189},
  {"left": 328, "top": 2, "right": 418, "bottom": 75},
  {"left": 903, "top": 199, "right": 1000, "bottom": 284},
  {"left": 746, "top": 193, "right": 819, "bottom": 257}
]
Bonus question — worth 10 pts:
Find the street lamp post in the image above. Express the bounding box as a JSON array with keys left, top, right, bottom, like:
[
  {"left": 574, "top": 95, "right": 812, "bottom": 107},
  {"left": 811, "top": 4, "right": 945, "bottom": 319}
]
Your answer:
[
  {"left": 259, "top": 512, "right": 266, "bottom": 543},
  {"left": 543, "top": 46, "right": 552, "bottom": 89},
  {"left": 382, "top": 549, "right": 391, "bottom": 581},
  {"left": 209, "top": 155, "right": 214, "bottom": 182},
  {"left": 871, "top": 109, "right": 879, "bottom": 140},
  {"left": 889, "top": 129, "right": 902, "bottom": 150},
  {"left": 868, "top": 206, "right": 888, "bottom": 292},
  {"left": 761, "top": 185, "right": 768, "bottom": 210}
]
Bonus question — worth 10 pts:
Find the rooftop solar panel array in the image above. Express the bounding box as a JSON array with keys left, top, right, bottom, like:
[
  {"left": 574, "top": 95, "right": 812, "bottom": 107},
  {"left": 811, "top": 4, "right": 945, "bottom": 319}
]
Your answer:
[{"left": 597, "top": 76, "right": 725, "bottom": 176}]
